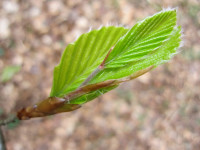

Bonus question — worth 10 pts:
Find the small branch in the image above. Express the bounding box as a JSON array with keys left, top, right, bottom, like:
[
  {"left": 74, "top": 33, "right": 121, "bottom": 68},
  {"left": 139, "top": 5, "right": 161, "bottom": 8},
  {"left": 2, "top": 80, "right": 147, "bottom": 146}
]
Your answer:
[
  {"left": 0, "top": 128, "right": 6, "bottom": 150},
  {"left": 0, "top": 115, "right": 18, "bottom": 126}
]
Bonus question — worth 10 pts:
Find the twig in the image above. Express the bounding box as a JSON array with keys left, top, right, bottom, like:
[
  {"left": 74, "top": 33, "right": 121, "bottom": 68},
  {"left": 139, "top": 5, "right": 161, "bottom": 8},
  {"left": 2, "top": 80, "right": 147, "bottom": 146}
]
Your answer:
[
  {"left": 0, "top": 115, "right": 18, "bottom": 126},
  {"left": 0, "top": 128, "right": 6, "bottom": 150}
]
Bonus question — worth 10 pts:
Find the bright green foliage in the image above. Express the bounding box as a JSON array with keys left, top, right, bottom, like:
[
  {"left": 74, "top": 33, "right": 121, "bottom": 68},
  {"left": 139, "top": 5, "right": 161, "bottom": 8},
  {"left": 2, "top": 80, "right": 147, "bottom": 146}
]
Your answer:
[
  {"left": 1, "top": 65, "right": 21, "bottom": 82},
  {"left": 51, "top": 9, "right": 182, "bottom": 103},
  {"left": 50, "top": 26, "right": 128, "bottom": 97},
  {"left": 105, "top": 10, "right": 177, "bottom": 68},
  {"left": 90, "top": 9, "right": 181, "bottom": 83},
  {"left": 91, "top": 26, "right": 181, "bottom": 84}
]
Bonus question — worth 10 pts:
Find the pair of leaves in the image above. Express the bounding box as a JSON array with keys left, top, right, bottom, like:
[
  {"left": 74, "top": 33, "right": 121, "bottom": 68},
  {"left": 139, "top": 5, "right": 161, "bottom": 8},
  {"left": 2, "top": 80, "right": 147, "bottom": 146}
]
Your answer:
[
  {"left": 50, "top": 26, "right": 128, "bottom": 97},
  {"left": 50, "top": 9, "right": 182, "bottom": 105}
]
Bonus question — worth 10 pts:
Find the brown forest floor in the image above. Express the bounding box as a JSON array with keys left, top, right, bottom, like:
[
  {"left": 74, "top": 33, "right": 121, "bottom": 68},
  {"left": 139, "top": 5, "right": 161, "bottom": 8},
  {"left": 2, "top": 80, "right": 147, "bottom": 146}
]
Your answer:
[{"left": 0, "top": 0, "right": 200, "bottom": 150}]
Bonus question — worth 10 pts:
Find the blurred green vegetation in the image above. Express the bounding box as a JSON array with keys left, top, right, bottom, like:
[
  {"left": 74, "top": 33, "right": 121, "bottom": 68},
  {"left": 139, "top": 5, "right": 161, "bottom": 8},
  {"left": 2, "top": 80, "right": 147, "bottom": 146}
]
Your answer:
[
  {"left": 1, "top": 65, "right": 21, "bottom": 83},
  {"left": 0, "top": 48, "right": 4, "bottom": 56}
]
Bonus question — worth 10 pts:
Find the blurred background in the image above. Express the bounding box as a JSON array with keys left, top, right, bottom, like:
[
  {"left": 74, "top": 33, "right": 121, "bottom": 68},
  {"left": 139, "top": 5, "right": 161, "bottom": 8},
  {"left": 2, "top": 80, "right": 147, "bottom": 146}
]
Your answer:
[{"left": 0, "top": 0, "right": 200, "bottom": 150}]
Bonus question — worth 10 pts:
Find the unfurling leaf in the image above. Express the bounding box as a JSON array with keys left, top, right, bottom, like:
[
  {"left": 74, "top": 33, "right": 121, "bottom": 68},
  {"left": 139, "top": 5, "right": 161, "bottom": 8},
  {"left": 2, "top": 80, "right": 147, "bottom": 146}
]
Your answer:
[
  {"left": 90, "top": 9, "right": 180, "bottom": 83},
  {"left": 16, "top": 8, "right": 182, "bottom": 120}
]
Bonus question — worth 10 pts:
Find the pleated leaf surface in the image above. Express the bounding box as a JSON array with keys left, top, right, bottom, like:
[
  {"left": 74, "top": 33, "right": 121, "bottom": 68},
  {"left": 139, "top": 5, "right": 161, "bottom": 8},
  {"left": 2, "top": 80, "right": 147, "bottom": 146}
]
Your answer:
[
  {"left": 50, "top": 26, "right": 128, "bottom": 97},
  {"left": 90, "top": 26, "right": 181, "bottom": 84},
  {"left": 69, "top": 24, "right": 181, "bottom": 105},
  {"left": 104, "top": 9, "right": 177, "bottom": 69}
]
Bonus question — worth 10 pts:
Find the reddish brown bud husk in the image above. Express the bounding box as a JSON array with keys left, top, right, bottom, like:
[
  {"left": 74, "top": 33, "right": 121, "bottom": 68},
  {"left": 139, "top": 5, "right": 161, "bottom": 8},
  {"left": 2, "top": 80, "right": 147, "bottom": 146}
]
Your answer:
[
  {"left": 16, "top": 66, "right": 154, "bottom": 121},
  {"left": 17, "top": 97, "right": 81, "bottom": 120}
]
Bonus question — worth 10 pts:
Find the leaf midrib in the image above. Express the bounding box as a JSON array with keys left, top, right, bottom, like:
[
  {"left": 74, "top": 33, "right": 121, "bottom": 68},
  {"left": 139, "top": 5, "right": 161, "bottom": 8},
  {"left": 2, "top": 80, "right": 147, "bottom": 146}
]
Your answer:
[{"left": 57, "top": 28, "right": 128, "bottom": 96}]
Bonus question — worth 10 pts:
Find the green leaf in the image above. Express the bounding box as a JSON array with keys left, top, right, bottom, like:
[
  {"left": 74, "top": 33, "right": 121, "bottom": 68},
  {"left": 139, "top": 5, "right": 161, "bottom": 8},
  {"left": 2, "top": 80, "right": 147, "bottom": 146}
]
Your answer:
[
  {"left": 91, "top": 26, "right": 181, "bottom": 83},
  {"left": 50, "top": 26, "right": 128, "bottom": 97},
  {"left": 50, "top": 9, "right": 182, "bottom": 107},
  {"left": 90, "top": 9, "right": 181, "bottom": 83},
  {"left": 1, "top": 65, "right": 21, "bottom": 82},
  {"left": 105, "top": 9, "right": 177, "bottom": 68},
  {"left": 16, "top": 9, "right": 182, "bottom": 118}
]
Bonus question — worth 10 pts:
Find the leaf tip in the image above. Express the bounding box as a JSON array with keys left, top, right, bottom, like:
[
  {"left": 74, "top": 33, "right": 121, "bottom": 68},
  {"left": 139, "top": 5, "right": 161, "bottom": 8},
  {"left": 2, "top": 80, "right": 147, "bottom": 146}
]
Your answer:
[{"left": 161, "top": 7, "right": 178, "bottom": 13}]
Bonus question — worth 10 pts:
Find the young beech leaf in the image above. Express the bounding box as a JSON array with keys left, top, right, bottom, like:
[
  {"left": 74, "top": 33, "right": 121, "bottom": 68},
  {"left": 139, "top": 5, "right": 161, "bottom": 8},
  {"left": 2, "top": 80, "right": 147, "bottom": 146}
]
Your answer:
[
  {"left": 89, "top": 9, "right": 181, "bottom": 84},
  {"left": 105, "top": 9, "right": 177, "bottom": 68},
  {"left": 62, "top": 9, "right": 181, "bottom": 105},
  {"left": 13, "top": 9, "right": 182, "bottom": 121},
  {"left": 51, "top": 9, "right": 181, "bottom": 102},
  {"left": 52, "top": 9, "right": 181, "bottom": 109},
  {"left": 50, "top": 26, "right": 128, "bottom": 97}
]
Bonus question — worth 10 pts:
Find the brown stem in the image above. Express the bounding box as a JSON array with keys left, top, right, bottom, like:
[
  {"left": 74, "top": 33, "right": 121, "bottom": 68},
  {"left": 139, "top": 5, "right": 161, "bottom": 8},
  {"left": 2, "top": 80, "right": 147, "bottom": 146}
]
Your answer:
[
  {"left": 0, "top": 115, "right": 18, "bottom": 126},
  {"left": 0, "top": 128, "right": 6, "bottom": 150}
]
